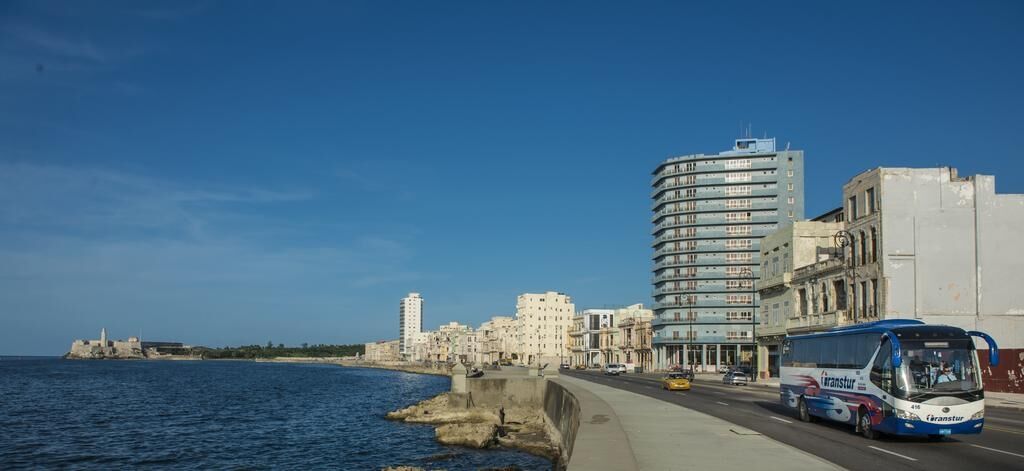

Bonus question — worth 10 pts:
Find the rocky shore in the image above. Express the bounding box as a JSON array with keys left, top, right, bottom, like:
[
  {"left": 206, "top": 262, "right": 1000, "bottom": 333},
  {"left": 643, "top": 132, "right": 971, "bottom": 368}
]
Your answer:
[
  {"left": 337, "top": 360, "right": 452, "bottom": 377},
  {"left": 385, "top": 392, "right": 560, "bottom": 465}
]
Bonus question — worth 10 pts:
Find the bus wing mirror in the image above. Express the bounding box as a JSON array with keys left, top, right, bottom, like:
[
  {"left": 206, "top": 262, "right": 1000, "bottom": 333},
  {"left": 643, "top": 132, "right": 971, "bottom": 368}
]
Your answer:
[
  {"left": 882, "top": 332, "right": 902, "bottom": 368},
  {"left": 967, "top": 331, "right": 999, "bottom": 366}
]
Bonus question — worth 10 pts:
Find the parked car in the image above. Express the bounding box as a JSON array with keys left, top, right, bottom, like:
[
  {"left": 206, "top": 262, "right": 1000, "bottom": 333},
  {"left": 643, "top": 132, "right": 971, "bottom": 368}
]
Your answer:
[
  {"left": 719, "top": 365, "right": 733, "bottom": 374},
  {"left": 661, "top": 372, "right": 692, "bottom": 391},
  {"left": 498, "top": 359, "right": 513, "bottom": 366},
  {"left": 679, "top": 368, "right": 695, "bottom": 381},
  {"left": 559, "top": 363, "right": 570, "bottom": 369},
  {"left": 722, "top": 370, "right": 748, "bottom": 386},
  {"left": 574, "top": 364, "right": 587, "bottom": 370}
]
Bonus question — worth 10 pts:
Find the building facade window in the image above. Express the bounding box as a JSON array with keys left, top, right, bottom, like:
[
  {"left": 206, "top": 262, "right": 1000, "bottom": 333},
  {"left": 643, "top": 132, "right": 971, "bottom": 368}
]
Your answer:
[
  {"left": 866, "top": 187, "right": 876, "bottom": 213},
  {"left": 859, "top": 230, "right": 867, "bottom": 266},
  {"left": 725, "top": 159, "right": 751, "bottom": 169},
  {"left": 848, "top": 195, "right": 858, "bottom": 221},
  {"left": 725, "top": 186, "right": 752, "bottom": 196},
  {"left": 870, "top": 227, "right": 877, "bottom": 263},
  {"left": 871, "top": 278, "right": 878, "bottom": 316},
  {"left": 725, "top": 172, "right": 752, "bottom": 183}
]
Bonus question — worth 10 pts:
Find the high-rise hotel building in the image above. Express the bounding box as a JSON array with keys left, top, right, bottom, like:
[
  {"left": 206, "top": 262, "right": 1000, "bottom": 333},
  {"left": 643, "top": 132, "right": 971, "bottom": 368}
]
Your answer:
[
  {"left": 651, "top": 137, "right": 804, "bottom": 373},
  {"left": 399, "top": 292, "right": 423, "bottom": 358}
]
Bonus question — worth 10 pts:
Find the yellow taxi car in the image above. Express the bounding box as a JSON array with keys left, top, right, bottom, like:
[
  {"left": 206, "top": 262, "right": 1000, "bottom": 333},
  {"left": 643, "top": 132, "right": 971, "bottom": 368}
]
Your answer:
[{"left": 661, "top": 372, "right": 691, "bottom": 391}]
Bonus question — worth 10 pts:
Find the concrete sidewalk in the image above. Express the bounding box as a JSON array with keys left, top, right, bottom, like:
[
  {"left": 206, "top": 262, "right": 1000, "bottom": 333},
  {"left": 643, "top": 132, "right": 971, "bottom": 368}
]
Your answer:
[{"left": 553, "top": 375, "right": 842, "bottom": 471}]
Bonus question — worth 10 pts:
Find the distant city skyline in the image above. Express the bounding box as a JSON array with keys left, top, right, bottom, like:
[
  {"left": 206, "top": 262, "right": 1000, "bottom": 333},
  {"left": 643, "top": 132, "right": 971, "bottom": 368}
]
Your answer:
[{"left": 2, "top": 1, "right": 1024, "bottom": 355}]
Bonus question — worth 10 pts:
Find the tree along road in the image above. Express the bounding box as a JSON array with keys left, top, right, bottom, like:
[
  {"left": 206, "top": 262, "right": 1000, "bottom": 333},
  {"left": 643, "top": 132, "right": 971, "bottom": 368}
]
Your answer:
[{"left": 562, "top": 370, "right": 1024, "bottom": 471}]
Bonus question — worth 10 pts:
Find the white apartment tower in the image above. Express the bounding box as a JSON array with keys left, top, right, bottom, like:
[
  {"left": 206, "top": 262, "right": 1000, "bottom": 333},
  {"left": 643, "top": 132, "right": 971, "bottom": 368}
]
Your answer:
[{"left": 399, "top": 292, "right": 423, "bottom": 358}]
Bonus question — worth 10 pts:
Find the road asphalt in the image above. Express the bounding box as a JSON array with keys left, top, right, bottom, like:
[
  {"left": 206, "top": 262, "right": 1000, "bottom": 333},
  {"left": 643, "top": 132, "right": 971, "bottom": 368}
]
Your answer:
[{"left": 562, "top": 370, "right": 1024, "bottom": 471}]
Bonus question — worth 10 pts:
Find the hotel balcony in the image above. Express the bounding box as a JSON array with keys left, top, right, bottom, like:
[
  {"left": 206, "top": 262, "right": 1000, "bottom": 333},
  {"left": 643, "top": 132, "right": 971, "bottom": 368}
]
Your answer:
[
  {"left": 652, "top": 211, "right": 782, "bottom": 234},
  {"left": 653, "top": 299, "right": 753, "bottom": 310},
  {"left": 652, "top": 199, "right": 782, "bottom": 222},
  {"left": 652, "top": 159, "right": 782, "bottom": 186},
  {"left": 651, "top": 173, "right": 779, "bottom": 198},
  {"left": 786, "top": 310, "right": 845, "bottom": 334}
]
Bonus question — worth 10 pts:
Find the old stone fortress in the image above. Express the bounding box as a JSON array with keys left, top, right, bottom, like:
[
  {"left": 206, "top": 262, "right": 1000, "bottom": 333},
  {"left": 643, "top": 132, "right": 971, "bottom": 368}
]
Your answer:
[{"left": 67, "top": 328, "right": 192, "bottom": 359}]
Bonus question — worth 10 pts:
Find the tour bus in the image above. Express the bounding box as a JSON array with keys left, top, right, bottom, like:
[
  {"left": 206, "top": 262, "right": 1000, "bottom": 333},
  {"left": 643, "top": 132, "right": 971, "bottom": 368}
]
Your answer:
[{"left": 780, "top": 319, "right": 998, "bottom": 439}]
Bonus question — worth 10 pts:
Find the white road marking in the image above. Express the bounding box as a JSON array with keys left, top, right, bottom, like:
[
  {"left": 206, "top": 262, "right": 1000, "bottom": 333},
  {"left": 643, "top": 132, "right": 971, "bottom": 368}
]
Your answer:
[
  {"left": 868, "top": 446, "right": 918, "bottom": 462},
  {"left": 770, "top": 416, "right": 793, "bottom": 424},
  {"left": 971, "top": 444, "right": 1024, "bottom": 459},
  {"left": 716, "top": 401, "right": 730, "bottom": 406}
]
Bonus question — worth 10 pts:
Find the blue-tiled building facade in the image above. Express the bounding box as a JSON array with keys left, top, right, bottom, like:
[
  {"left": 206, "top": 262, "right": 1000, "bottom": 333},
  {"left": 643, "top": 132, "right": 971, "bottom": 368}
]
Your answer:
[{"left": 651, "top": 138, "right": 804, "bottom": 373}]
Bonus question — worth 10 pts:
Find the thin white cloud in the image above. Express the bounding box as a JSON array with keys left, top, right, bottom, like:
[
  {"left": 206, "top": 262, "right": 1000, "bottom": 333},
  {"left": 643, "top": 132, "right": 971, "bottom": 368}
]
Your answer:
[
  {"left": 0, "top": 162, "right": 312, "bottom": 235},
  {"left": 135, "top": 3, "right": 209, "bottom": 21},
  {"left": 3, "top": 23, "right": 107, "bottom": 63}
]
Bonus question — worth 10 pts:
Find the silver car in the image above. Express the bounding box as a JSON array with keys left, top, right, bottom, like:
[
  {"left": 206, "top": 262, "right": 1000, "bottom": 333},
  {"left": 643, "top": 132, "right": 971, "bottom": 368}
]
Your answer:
[
  {"left": 723, "top": 371, "right": 748, "bottom": 385},
  {"left": 603, "top": 363, "right": 627, "bottom": 375}
]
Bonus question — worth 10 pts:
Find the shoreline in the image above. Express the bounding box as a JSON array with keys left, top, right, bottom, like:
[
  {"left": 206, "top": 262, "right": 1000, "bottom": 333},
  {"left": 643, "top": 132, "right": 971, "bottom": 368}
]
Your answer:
[{"left": 335, "top": 360, "right": 452, "bottom": 377}]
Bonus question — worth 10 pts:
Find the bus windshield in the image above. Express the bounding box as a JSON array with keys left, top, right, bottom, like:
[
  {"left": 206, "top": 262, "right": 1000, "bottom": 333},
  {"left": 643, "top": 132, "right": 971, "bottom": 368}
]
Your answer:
[{"left": 896, "top": 340, "right": 981, "bottom": 396}]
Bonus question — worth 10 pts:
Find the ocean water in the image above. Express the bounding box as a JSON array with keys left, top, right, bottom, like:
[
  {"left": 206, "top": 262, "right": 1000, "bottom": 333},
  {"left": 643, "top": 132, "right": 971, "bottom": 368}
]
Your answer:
[{"left": 0, "top": 358, "right": 553, "bottom": 470}]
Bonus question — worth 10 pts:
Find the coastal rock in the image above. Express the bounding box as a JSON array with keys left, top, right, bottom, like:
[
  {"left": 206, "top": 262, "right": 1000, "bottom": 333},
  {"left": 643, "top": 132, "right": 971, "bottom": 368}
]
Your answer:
[
  {"left": 381, "top": 467, "right": 427, "bottom": 471},
  {"left": 497, "top": 430, "right": 559, "bottom": 459},
  {"left": 386, "top": 393, "right": 560, "bottom": 462},
  {"left": 387, "top": 393, "right": 499, "bottom": 425},
  {"left": 435, "top": 423, "right": 497, "bottom": 448}
]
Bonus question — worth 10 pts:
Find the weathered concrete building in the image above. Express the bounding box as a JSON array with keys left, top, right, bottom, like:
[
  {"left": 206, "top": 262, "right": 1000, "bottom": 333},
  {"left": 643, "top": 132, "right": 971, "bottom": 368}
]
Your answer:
[
  {"left": 479, "top": 316, "right": 516, "bottom": 364},
  {"left": 616, "top": 304, "right": 654, "bottom": 372},
  {"left": 756, "top": 220, "right": 844, "bottom": 378},
  {"left": 844, "top": 167, "right": 1024, "bottom": 392},
  {"left": 364, "top": 339, "right": 401, "bottom": 362}
]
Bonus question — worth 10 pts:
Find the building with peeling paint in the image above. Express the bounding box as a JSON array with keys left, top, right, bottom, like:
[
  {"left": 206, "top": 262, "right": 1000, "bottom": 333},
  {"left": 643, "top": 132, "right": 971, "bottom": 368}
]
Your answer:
[{"left": 843, "top": 167, "right": 1024, "bottom": 392}]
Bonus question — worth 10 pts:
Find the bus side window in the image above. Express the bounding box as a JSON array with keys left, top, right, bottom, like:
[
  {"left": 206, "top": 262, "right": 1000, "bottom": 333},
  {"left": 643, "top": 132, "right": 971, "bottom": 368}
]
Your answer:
[{"left": 870, "top": 339, "right": 893, "bottom": 392}]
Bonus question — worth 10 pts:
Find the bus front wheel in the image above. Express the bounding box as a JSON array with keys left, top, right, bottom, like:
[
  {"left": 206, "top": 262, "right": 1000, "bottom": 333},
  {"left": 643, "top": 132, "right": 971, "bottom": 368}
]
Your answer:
[{"left": 859, "top": 409, "right": 877, "bottom": 440}]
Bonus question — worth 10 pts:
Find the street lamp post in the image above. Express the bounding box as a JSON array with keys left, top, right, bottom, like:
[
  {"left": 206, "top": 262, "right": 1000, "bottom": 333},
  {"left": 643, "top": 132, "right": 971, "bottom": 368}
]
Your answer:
[
  {"left": 738, "top": 267, "right": 757, "bottom": 381},
  {"left": 833, "top": 230, "right": 854, "bottom": 323}
]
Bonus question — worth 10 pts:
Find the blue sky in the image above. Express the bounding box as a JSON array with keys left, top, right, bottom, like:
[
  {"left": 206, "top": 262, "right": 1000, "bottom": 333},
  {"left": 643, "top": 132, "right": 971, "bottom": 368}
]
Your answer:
[{"left": 2, "top": 1, "right": 1022, "bottom": 355}]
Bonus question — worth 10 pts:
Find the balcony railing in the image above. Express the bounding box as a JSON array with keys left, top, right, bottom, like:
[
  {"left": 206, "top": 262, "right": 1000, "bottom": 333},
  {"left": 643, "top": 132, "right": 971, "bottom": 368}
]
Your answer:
[{"left": 792, "top": 257, "right": 844, "bottom": 281}]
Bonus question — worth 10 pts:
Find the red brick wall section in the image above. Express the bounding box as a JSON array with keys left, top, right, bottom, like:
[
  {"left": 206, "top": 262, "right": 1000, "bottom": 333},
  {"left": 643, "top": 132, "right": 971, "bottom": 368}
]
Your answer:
[{"left": 979, "top": 349, "right": 1024, "bottom": 394}]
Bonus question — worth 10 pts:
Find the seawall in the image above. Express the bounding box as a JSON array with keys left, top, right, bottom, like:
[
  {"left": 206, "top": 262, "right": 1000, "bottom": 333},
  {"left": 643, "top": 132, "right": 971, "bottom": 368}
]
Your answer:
[{"left": 542, "top": 379, "right": 580, "bottom": 465}]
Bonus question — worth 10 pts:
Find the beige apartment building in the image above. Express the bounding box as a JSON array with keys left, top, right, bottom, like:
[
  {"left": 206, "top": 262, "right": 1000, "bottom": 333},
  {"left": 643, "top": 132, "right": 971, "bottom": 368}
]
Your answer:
[
  {"left": 756, "top": 218, "right": 844, "bottom": 379},
  {"left": 514, "top": 291, "right": 575, "bottom": 366}
]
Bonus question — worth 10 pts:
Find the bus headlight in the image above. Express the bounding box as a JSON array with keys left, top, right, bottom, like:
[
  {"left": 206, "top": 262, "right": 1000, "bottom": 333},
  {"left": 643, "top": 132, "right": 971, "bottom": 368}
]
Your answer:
[
  {"left": 971, "top": 410, "right": 984, "bottom": 420},
  {"left": 896, "top": 409, "right": 921, "bottom": 421}
]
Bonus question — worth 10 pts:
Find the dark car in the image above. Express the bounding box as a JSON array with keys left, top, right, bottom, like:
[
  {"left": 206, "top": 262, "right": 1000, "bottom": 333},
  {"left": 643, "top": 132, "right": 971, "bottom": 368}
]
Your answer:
[{"left": 559, "top": 363, "right": 570, "bottom": 369}]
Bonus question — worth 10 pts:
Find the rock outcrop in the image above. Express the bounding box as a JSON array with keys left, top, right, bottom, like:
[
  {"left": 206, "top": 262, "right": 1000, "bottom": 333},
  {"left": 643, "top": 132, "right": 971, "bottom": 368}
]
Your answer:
[
  {"left": 435, "top": 423, "right": 497, "bottom": 448},
  {"left": 387, "top": 392, "right": 559, "bottom": 462}
]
